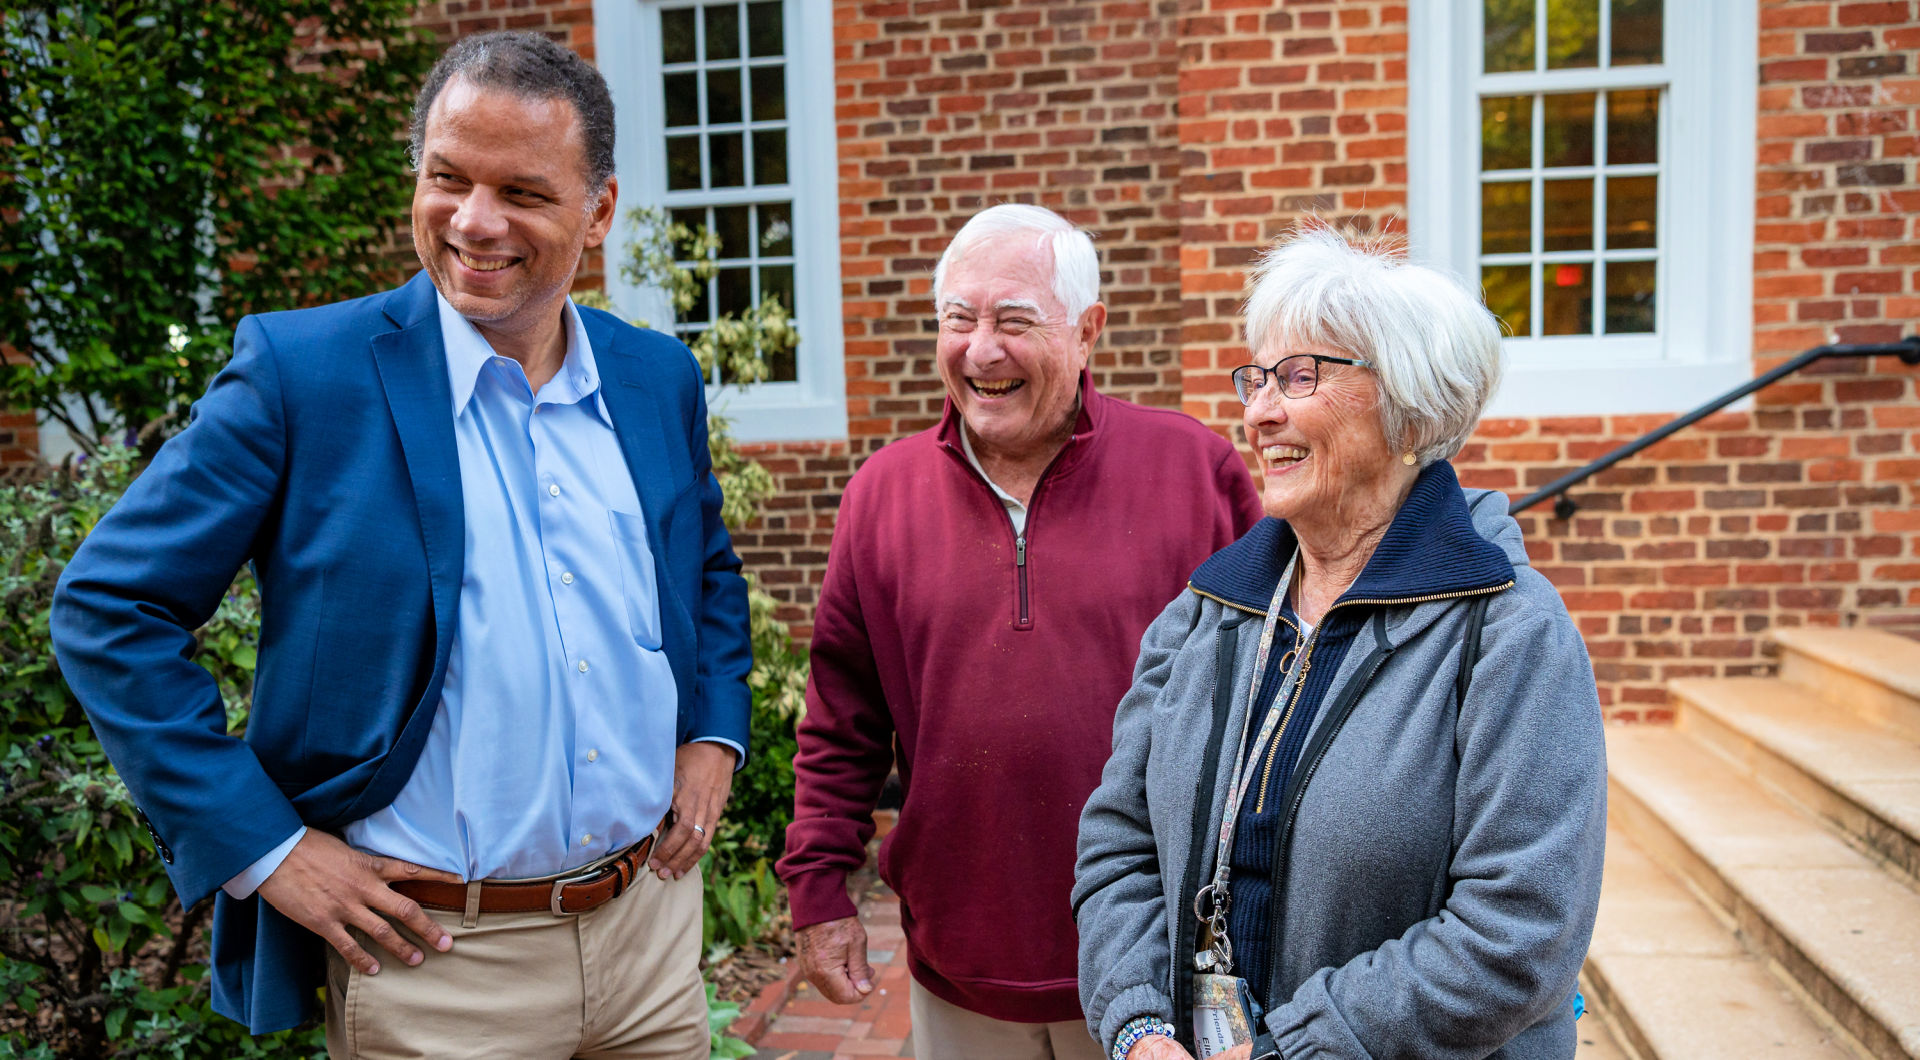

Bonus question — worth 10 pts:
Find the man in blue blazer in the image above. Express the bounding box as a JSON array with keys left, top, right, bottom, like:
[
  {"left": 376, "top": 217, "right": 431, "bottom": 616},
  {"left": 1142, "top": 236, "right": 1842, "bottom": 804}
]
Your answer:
[{"left": 51, "top": 33, "right": 752, "bottom": 1055}]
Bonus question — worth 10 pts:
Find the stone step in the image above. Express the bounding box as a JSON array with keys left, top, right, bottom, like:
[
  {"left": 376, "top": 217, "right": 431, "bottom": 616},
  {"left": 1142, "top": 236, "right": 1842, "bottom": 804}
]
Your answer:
[
  {"left": 1586, "top": 825, "right": 1862, "bottom": 1059},
  {"left": 1572, "top": 996, "right": 1637, "bottom": 1060},
  {"left": 1671, "top": 677, "right": 1920, "bottom": 885},
  {"left": 1607, "top": 726, "right": 1920, "bottom": 1060},
  {"left": 1773, "top": 627, "right": 1920, "bottom": 742}
]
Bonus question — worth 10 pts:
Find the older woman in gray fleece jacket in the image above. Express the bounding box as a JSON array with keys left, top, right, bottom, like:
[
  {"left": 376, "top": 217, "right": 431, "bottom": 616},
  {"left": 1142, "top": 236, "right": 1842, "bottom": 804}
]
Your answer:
[{"left": 1072, "top": 229, "right": 1606, "bottom": 1060}]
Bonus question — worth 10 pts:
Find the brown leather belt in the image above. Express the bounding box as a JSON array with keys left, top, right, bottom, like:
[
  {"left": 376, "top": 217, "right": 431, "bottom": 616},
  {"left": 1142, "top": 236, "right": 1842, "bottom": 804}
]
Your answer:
[{"left": 392, "top": 836, "right": 654, "bottom": 917}]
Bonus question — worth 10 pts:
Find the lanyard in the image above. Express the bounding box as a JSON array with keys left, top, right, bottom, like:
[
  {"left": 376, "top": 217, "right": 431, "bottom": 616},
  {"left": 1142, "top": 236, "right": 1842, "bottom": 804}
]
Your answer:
[{"left": 1194, "top": 549, "right": 1308, "bottom": 974}]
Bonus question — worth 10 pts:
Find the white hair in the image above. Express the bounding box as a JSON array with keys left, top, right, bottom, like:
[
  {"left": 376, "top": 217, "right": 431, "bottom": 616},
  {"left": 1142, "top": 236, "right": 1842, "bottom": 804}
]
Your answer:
[
  {"left": 931, "top": 203, "right": 1100, "bottom": 322},
  {"left": 1242, "top": 227, "right": 1504, "bottom": 467}
]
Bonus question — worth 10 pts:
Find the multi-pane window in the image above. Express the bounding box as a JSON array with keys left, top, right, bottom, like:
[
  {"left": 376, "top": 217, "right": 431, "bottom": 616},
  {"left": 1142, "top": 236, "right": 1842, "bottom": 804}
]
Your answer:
[
  {"left": 659, "top": 0, "right": 798, "bottom": 382},
  {"left": 1408, "top": 0, "right": 1753, "bottom": 416},
  {"left": 1475, "top": 0, "right": 1666, "bottom": 342}
]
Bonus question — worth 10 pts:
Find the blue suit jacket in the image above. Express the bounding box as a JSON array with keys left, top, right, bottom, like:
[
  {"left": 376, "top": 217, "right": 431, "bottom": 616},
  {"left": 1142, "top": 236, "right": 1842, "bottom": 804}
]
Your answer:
[{"left": 50, "top": 272, "right": 754, "bottom": 1033}]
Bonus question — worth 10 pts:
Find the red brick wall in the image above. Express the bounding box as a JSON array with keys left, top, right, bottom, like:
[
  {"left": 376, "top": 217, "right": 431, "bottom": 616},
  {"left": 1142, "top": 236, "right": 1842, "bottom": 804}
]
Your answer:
[
  {"left": 735, "top": 0, "right": 1192, "bottom": 630},
  {"left": 0, "top": 410, "right": 39, "bottom": 467},
  {"left": 1170, "top": 0, "right": 1919, "bottom": 717},
  {"left": 762, "top": 0, "right": 1919, "bottom": 706},
  {"left": 1171, "top": 0, "right": 1408, "bottom": 427},
  {"left": 16, "top": 1, "right": 1915, "bottom": 714}
]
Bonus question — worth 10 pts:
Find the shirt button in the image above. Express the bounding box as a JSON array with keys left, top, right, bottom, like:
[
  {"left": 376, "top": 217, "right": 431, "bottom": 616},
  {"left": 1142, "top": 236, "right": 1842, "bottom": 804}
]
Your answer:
[
  {"left": 548, "top": 483, "right": 561, "bottom": 497},
  {"left": 577, "top": 659, "right": 590, "bottom": 673},
  {"left": 561, "top": 571, "right": 575, "bottom": 585},
  {"left": 587, "top": 748, "right": 599, "bottom": 763},
  {"left": 581, "top": 834, "right": 593, "bottom": 846}
]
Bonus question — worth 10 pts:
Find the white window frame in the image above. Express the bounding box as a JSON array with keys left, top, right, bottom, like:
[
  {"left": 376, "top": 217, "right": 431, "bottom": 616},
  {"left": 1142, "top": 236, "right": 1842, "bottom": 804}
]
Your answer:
[
  {"left": 1408, "top": 0, "right": 1757, "bottom": 417},
  {"left": 593, "top": 0, "right": 846, "bottom": 442}
]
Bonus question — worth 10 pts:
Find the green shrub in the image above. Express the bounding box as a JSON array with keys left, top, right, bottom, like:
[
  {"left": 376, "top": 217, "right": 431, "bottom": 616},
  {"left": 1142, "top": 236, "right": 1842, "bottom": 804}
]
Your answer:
[
  {"left": 0, "top": 451, "right": 324, "bottom": 1057},
  {"left": 0, "top": 1, "right": 435, "bottom": 451}
]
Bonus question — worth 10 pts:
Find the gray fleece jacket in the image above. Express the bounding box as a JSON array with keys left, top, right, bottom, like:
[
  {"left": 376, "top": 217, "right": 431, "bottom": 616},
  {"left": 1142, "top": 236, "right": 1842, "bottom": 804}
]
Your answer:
[{"left": 1072, "top": 466, "right": 1607, "bottom": 1060}]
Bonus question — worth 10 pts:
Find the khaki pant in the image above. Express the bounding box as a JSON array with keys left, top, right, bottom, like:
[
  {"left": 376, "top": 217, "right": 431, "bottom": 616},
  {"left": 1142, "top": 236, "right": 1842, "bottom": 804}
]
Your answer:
[
  {"left": 909, "top": 978, "right": 1105, "bottom": 1060},
  {"left": 325, "top": 864, "right": 706, "bottom": 1060}
]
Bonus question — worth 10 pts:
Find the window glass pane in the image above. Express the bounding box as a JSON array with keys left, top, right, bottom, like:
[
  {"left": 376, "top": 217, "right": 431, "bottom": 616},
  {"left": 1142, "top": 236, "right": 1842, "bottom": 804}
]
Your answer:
[
  {"left": 685, "top": 281, "right": 711, "bottom": 324},
  {"left": 661, "top": 7, "right": 697, "bottom": 64},
  {"left": 1481, "top": 181, "right": 1533, "bottom": 254},
  {"left": 705, "top": 4, "right": 741, "bottom": 60},
  {"left": 670, "top": 207, "right": 706, "bottom": 233},
  {"left": 760, "top": 202, "right": 794, "bottom": 255},
  {"left": 1546, "top": 0, "right": 1600, "bottom": 69},
  {"left": 1543, "top": 178, "right": 1594, "bottom": 251},
  {"left": 710, "top": 133, "right": 746, "bottom": 187},
  {"left": 667, "top": 135, "right": 703, "bottom": 190},
  {"left": 1606, "top": 175, "right": 1657, "bottom": 249},
  {"left": 714, "top": 204, "right": 752, "bottom": 257},
  {"left": 1605, "top": 260, "right": 1656, "bottom": 333},
  {"left": 1483, "top": 264, "right": 1532, "bottom": 337},
  {"left": 1543, "top": 93, "right": 1596, "bottom": 168},
  {"left": 766, "top": 340, "right": 798, "bottom": 382},
  {"left": 750, "top": 65, "right": 787, "bottom": 122},
  {"left": 664, "top": 72, "right": 699, "bottom": 127},
  {"left": 1610, "top": 0, "right": 1662, "bottom": 65},
  {"left": 1484, "top": 0, "right": 1535, "bottom": 73},
  {"left": 1542, "top": 262, "right": 1593, "bottom": 335},
  {"left": 1481, "top": 96, "right": 1531, "bottom": 171},
  {"left": 753, "top": 129, "right": 788, "bottom": 185},
  {"left": 762, "top": 263, "right": 795, "bottom": 309},
  {"left": 708, "top": 68, "right": 743, "bottom": 125},
  {"left": 717, "top": 266, "right": 753, "bottom": 316},
  {"left": 1607, "top": 89, "right": 1659, "bottom": 165},
  {"left": 748, "top": 0, "right": 783, "bottom": 57}
]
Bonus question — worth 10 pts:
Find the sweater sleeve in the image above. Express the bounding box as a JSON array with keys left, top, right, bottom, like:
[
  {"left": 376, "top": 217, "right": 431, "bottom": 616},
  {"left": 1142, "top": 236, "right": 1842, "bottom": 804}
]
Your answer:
[
  {"left": 1265, "top": 580, "right": 1608, "bottom": 1059},
  {"left": 776, "top": 483, "right": 897, "bottom": 930},
  {"left": 1072, "top": 589, "right": 1204, "bottom": 1050}
]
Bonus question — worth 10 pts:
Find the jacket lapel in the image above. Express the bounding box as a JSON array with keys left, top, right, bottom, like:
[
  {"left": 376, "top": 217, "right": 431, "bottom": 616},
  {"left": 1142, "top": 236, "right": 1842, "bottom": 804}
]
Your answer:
[
  {"left": 369, "top": 274, "right": 464, "bottom": 677},
  {"left": 584, "top": 312, "right": 680, "bottom": 538}
]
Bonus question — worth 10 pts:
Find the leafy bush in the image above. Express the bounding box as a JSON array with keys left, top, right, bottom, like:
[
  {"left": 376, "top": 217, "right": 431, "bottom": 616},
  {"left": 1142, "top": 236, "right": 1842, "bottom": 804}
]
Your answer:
[
  {"left": 0, "top": 451, "right": 323, "bottom": 1057},
  {"left": 0, "top": 1, "right": 435, "bottom": 451},
  {"left": 705, "top": 982, "right": 754, "bottom": 1060}
]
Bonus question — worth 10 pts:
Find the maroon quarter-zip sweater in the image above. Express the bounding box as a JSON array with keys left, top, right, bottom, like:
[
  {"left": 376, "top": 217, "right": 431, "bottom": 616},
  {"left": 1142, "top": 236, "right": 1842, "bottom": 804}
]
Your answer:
[{"left": 779, "top": 374, "right": 1262, "bottom": 1022}]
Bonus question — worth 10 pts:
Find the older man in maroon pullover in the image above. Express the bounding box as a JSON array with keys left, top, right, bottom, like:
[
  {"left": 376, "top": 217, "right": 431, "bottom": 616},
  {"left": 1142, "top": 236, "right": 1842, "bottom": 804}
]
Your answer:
[{"left": 777, "top": 204, "right": 1262, "bottom": 1059}]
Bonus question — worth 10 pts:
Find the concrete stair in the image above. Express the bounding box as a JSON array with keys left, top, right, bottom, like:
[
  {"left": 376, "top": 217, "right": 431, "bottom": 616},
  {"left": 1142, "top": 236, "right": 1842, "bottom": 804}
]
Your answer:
[{"left": 1588, "top": 627, "right": 1920, "bottom": 1060}]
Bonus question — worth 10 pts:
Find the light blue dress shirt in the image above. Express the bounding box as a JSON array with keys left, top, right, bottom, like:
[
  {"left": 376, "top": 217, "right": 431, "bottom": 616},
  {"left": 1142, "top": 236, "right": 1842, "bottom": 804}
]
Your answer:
[{"left": 225, "top": 295, "right": 736, "bottom": 894}]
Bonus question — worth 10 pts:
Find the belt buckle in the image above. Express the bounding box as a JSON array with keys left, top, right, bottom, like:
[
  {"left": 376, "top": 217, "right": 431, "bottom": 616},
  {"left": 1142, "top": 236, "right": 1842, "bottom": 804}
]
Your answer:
[{"left": 549, "top": 866, "right": 604, "bottom": 916}]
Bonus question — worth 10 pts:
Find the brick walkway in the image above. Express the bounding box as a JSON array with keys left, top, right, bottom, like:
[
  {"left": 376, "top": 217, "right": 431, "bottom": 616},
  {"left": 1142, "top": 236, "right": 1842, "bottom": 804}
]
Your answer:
[{"left": 752, "top": 884, "right": 914, "bottom": 1059}]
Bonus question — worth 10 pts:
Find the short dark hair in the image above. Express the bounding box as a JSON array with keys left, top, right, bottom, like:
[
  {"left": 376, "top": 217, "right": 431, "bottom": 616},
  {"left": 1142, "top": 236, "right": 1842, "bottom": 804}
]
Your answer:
[{"left": 409, "top": 32, "right": 616, "bottom": 195}]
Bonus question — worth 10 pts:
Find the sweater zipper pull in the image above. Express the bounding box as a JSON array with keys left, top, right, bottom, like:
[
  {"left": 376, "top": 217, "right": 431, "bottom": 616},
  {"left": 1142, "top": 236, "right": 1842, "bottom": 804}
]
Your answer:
[{"left": 1015, "top": 535, "right": 1032, "bottom": 628}]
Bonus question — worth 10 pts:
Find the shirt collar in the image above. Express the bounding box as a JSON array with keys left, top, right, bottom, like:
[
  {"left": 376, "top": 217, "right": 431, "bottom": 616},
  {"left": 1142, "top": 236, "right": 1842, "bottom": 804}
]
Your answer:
[
  {"left": 957, "top": 422, "right": 1028, "bottom": 513},
  {"left": 437, "top": 293, "right": 605, "bottom": 423}
]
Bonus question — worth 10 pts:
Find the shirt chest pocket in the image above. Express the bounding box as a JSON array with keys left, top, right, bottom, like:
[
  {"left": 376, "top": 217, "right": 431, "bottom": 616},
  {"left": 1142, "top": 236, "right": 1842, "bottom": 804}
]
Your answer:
[{"left": 608, "top": 509, "right": 665, "bottom": 651}]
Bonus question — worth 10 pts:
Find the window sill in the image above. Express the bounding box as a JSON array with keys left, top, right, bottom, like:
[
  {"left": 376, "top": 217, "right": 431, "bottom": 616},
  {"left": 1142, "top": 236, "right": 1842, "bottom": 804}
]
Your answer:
[
  {"left": 1484, "top": 358, "right": 1755, "bottom": 419},
  {"left": 707, "top": 387, "right": 847, "bottom": 443}
]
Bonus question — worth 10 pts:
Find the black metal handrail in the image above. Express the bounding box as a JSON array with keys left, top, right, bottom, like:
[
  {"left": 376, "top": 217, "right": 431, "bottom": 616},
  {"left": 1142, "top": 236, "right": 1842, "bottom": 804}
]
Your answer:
[{"left": 1511, "top": 336, "right": 1920, "bottom": 518}]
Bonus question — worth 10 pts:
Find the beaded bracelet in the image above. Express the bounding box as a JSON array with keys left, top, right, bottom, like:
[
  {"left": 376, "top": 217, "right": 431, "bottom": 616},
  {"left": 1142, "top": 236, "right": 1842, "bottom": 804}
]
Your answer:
[{"left": 1110, "top": 1015, "right": 1178, "bottom": 1060}]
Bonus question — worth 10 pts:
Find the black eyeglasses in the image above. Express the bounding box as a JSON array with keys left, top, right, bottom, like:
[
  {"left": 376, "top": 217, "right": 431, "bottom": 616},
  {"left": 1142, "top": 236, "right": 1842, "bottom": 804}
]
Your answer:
[{"left": 1229, "top": 354, "right": 1370, "bottom": 405}]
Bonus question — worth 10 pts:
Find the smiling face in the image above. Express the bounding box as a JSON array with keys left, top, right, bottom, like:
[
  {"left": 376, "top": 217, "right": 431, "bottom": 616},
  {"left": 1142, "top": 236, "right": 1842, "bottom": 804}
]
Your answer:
[
  {"left": 935, "top": 235, "right": 1104, "bottom": 463},
  {"left": 1242, "top": 343, "right": 1410, "bottom": 535},
  {"left": 411, "top": 79, "right": 616, "bottom": 348}
]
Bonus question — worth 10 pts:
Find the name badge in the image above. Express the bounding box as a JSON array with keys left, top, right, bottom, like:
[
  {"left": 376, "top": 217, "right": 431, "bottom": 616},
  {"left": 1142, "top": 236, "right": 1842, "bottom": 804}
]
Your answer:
[{"left": 1192, "top": 972, "right": 1261, "bottom": 1057}]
